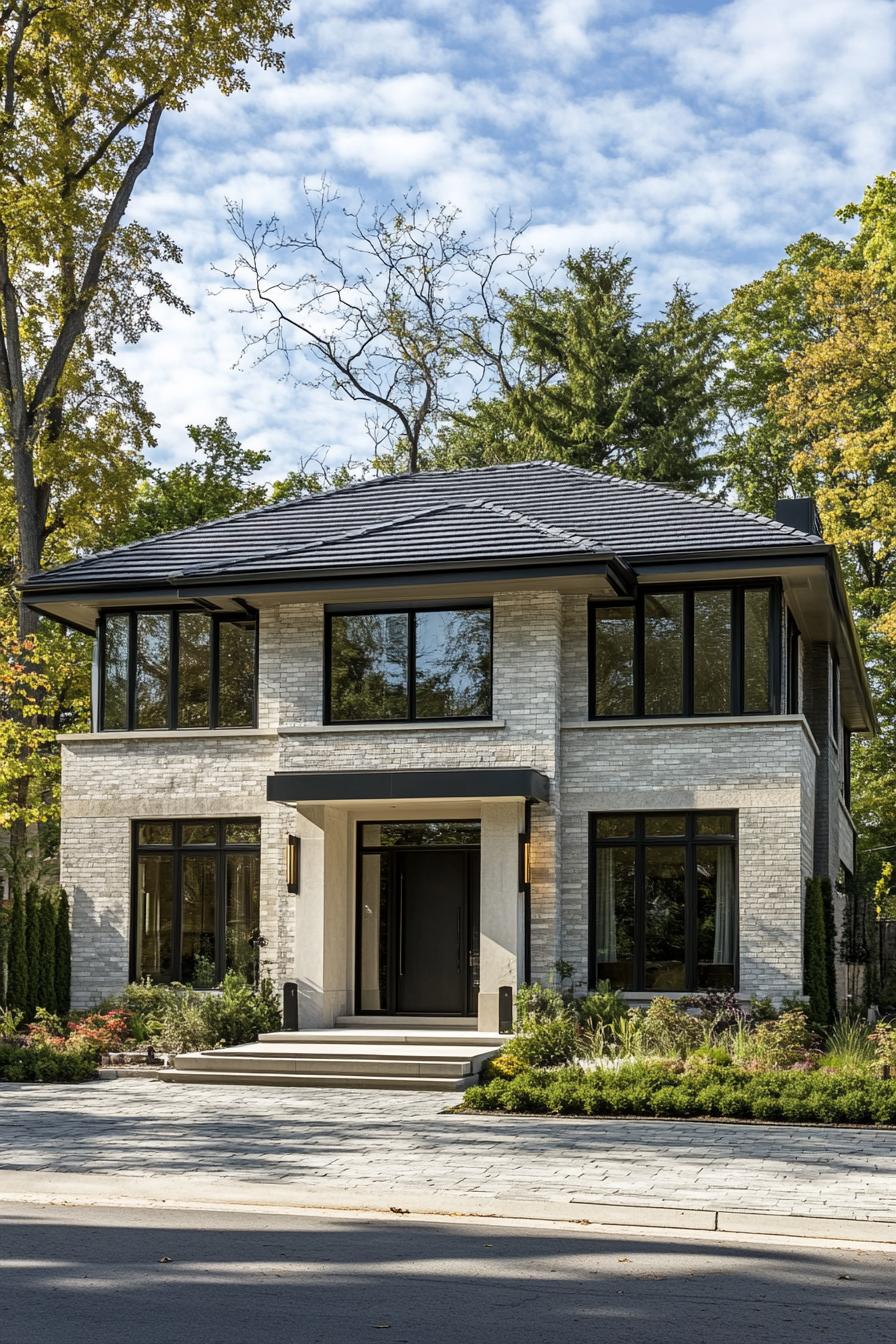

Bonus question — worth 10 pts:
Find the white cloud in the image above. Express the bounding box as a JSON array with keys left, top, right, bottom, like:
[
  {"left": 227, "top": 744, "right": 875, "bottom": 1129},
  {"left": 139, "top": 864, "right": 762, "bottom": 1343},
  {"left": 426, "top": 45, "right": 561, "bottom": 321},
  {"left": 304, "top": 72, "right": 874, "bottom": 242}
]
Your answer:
[{"left": 111, "top": 0, "right": 896, "bottom": 477}]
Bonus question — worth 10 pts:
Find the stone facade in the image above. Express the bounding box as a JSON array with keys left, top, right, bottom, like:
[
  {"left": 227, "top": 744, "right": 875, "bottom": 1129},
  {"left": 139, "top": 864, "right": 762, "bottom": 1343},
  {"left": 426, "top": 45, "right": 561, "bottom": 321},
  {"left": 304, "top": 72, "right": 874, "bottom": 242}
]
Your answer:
[{"left": 60, "top": 587, "right": 846, "bottom": 1013}]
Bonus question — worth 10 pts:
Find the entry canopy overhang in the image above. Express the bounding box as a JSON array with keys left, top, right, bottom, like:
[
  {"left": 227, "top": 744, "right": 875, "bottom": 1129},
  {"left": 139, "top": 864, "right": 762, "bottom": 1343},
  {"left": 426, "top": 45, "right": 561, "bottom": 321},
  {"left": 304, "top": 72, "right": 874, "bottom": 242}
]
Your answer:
[{"left": 267, "top": 767, "right": 551, "bottom": 806}]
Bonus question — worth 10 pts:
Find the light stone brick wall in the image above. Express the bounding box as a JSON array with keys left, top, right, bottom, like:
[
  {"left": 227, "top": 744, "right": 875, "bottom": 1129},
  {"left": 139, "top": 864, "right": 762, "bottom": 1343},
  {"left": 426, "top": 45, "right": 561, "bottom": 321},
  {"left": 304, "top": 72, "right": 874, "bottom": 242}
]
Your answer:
[{"left": 60, "top": 585, "right": 844, "bottom": 1009}]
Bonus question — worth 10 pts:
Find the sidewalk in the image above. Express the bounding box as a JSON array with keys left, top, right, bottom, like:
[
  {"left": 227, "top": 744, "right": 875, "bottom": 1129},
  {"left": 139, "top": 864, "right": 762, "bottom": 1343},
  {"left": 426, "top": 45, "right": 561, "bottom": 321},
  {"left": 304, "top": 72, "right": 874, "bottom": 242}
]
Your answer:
[{"left": 3, "top": 1079, "right": 896, "bottom": 1243}]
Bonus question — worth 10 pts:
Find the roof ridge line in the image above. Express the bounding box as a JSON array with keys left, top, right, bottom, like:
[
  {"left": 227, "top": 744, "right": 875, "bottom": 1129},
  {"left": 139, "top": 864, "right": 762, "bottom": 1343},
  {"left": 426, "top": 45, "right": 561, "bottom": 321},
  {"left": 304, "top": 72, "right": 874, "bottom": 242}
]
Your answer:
[{"left": 472, "top": 499, "right": 606, "bottom": 552}]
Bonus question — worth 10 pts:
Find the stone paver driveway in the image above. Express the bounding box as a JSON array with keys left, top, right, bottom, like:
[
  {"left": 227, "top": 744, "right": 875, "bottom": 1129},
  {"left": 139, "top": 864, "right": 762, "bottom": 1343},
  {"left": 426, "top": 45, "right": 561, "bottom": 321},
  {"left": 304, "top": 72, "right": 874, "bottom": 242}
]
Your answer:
[{"left": 3, "top": 1079, "right": 896, "bottom": 1227}]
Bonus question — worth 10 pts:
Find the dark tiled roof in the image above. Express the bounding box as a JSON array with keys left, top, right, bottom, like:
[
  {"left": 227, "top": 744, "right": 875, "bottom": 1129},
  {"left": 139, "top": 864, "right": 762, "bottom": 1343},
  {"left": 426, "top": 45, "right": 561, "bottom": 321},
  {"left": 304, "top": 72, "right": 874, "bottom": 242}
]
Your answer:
[{"left": 22, "top": 461, "right": 823, "bottom": 593}]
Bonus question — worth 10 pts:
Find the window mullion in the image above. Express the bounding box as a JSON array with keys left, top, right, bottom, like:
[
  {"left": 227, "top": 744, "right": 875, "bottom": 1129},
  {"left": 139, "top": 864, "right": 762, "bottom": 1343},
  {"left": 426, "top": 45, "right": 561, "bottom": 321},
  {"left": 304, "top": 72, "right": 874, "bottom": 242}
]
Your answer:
[
  {"left": 732, "top": 588, "right": 744, "bottom": 715},
  {"left": 127, "top": 611, "right": 137, "bottom": 731},
  {"left": 635, "top": 593, "right": 645, "bottom": 716},
  {"left": 210, "top": 616, "right": 221, "bottom": 728},
  {"left": 684, "top": 590, "right": 694, "bottom": 716},
  {"left": 407, "top": 611, "right": 416, "bottom": 722},
  {"left": 685, "top": 817, "right": 697, "bottom": 991},
  {"left": 170, "top": 611, "right": 179, "bottom": 731}
]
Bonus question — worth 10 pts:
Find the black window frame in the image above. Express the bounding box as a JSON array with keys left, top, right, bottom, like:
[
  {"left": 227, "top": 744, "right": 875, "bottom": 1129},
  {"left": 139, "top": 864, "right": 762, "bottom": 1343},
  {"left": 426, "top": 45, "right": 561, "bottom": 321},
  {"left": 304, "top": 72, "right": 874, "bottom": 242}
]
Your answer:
[
  {"left": 324, "top": 602, "right": 494, "bottom": 725},
  {"left": 588, "top": 581, "right": 782, "bottom": 720},
  {"left": 786, "top": 610, "right": 801, "bottom": 715},
  {"left": 99, "top": 607, "right": 259, "bottom": 732},
  {"left": 588, "top": 811, "right": 739, "bottom": 992},
  {"left": 129, "top": 817, "right": 262, "bottom": 984}
]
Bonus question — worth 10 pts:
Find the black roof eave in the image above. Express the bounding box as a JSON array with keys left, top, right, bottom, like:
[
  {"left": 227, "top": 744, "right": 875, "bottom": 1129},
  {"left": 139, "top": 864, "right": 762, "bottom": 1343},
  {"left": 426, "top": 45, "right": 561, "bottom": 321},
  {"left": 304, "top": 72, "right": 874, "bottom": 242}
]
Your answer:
[{"left": 20, "top": 552, "right": 636, "bottom": 604}]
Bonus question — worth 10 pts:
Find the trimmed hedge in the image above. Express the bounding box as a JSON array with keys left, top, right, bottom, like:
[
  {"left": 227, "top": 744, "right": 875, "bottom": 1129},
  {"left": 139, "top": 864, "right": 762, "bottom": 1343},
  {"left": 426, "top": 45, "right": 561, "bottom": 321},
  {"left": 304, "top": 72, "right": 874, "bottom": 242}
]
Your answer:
[
  {"left": 0, "top": 1042, "right": 98, "bottom": 1084},
  {"left": 462, "top": 1062, "right": 896, "bottom": 1127}
]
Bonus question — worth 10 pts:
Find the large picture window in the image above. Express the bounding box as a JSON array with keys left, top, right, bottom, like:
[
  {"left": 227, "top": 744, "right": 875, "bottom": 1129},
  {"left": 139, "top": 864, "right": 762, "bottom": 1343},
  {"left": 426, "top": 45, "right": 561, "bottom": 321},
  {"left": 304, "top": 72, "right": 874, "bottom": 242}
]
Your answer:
[
  {"left": 326, "top": 605, "right": 492, "bottom": 723},
  {"left": 590, "top": 584, "right": 779, "bottom": 719},
  {"left": 591, "top": 812, "right": 738, "bottom": 992},
  {"left": 131, "top": 819, "right": 261, "bottom": 986},
  {"left": 100, "top": 609, "right": 257, "bottom": 731}
]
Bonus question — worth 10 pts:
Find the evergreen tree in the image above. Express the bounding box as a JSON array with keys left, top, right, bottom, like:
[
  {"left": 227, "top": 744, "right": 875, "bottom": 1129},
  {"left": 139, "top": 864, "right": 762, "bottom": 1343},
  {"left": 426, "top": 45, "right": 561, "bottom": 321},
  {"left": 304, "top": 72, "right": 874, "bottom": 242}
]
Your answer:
[
  {"left": 24, "top": 889, "right": 40, "bottom": 1021},
  {"left": 820, "top": 877, "right": 839, "bottom": 1022},
  {"left": 6, "top": 884, "right": 28, "bottom": 1013},
  {"left": 803, "top": 877, "right": 832, "bottom": 1026},
  {"left": 34, "top": 894, "right": 57, "bottom": 1014},
  {"left": 55, "top": 890, "right": 72, "bottom": 1016}
]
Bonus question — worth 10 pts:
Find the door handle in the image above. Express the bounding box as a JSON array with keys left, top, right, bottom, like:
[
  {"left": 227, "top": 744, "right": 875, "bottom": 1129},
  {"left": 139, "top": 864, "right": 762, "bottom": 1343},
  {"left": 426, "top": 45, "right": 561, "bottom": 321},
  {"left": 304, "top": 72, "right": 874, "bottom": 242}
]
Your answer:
[
  {"left": 456, "top": 907, "right": 462, "bottom": 973},
  {"left": 398, "top": 873, "right": 405, "bottom": 977}
]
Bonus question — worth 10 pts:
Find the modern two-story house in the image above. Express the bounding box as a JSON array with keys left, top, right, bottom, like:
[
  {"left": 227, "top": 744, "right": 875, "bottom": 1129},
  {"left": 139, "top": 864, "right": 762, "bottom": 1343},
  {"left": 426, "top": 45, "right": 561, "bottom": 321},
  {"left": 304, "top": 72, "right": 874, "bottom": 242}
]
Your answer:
[{"left": 21, "top": 462, "right": 874, "bottom": 1032}]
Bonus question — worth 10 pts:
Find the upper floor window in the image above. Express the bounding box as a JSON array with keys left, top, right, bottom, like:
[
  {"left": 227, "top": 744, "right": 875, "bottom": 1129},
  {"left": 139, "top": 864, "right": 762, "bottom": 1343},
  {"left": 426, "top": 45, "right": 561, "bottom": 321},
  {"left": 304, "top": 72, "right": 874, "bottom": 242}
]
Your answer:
[
  {"left": 326, "top": 605, "right": 492, "bottom": 723},
  {"left": 590, "top": 584, "right": 779, "bottom": 720},
  {"left": 100, "top": 609, "right": 257, "bottom": 731}
]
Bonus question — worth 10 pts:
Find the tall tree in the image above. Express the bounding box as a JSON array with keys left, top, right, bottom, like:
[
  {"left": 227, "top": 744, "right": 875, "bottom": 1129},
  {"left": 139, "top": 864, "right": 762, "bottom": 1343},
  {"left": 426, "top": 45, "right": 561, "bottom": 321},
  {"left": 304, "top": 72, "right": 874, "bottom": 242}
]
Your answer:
[
  {"left": 0, "top": 1, "right": 292, "bottom": 633},
  {"left": 437, "top": 248, "right": 723, "bottom": 491},
  {"left": 116, "top": 418, "right": 271, "bottom": 543},
  {"left": 225, "top": 184, "right": 539, "bottom": 473}
]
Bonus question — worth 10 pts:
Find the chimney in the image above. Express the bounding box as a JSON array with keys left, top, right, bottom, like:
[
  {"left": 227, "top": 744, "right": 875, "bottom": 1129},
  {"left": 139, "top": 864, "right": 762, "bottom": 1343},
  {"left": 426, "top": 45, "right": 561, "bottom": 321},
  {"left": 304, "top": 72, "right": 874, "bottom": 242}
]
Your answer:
[{"left": 773, "top": 497, "right": 822, "bottom": 538}]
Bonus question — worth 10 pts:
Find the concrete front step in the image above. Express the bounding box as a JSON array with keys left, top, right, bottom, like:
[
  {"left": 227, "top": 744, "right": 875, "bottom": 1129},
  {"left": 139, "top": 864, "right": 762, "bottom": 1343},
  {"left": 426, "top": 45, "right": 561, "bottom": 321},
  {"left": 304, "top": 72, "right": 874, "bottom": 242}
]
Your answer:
[
  {"left": 160, "top": 1069, "right": 476, "bottom": 1091},
  {"left": 336, "top": 1015, "right": 480, "bottom": 1030},
  {"left": 158, "top": 1025, "right": 503, "bottom": 1091},
  {"left": 259, "top": 1029, "right": 505, "bottom": 1048}
]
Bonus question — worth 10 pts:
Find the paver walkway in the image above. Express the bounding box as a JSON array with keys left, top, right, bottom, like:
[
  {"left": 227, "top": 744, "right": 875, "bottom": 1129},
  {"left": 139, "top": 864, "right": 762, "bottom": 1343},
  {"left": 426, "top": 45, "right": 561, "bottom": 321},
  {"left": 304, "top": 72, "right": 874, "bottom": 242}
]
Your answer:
[{"left": 3, "top": 1079, "right": 896, "bottom": 1228}]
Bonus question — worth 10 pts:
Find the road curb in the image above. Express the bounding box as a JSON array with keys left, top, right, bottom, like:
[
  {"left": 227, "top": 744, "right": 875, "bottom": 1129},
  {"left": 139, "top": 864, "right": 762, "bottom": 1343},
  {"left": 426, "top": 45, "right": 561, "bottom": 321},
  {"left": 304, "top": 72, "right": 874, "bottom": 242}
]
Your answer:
[{"left": 2, "top": 1170, "right": 896, "bottom": 1246}]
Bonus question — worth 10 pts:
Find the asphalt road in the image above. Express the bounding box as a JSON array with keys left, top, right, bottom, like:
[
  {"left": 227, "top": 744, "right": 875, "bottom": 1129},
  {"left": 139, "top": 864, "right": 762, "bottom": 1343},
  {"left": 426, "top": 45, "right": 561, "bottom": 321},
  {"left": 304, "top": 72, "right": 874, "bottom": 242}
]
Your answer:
[{"left": 1, "top": 1201, "right": 893, "bottom": 1344}]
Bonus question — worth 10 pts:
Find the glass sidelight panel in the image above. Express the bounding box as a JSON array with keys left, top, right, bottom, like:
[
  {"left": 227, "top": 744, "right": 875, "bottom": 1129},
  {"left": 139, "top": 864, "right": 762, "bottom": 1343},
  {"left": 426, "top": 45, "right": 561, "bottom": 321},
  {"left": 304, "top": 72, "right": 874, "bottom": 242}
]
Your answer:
[
  {"left": 643, "top": 593, "right": 684, "bottom": 716},
  {"left": 135, "top": 612, "right": 171, "bottom": 728},
  {"left": 696, "top": 846, "right": 737, "bottom": 989},
  {"left": 217, "top": 618, "right": 257, "bottom": 727},
  {"left": 744, "top": 588, "right": 771, "bottom": 711},
  {"left": 178, "top": 612, "right": 211, "bottom": 727},
  {"left": 694, "top": 590, "right": 732, "bottom": 714},
  {"left": 135, "top": 854, "right": 174, "bottom": 982},
  {"left": 359, "top": 852, "right": 391, "bottom": 1011},
  {"left": 102, "top": 613, "right": 130, "bottom": 729},
  {"left": 594, "top": 846, "right": 635, "bottom": 990},
  {"left": 181, "top": 854, "right": 217, "bottom": 987},
  {"left": 644, "top": 846, "right": 686, "bottom": 990},
  {"left": 226, "top": 852, "right": 260, "bottom": 985},
  {"left": 593, "top": 604, "right": 636, "bottom": 717}
]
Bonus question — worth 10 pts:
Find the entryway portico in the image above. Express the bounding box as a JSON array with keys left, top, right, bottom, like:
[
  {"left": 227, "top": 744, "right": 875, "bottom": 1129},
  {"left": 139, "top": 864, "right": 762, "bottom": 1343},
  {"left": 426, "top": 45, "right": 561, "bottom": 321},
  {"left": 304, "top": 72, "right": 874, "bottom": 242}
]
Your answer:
[{"left": 267, "top": 768, "right": 550, "bottom": 1033}]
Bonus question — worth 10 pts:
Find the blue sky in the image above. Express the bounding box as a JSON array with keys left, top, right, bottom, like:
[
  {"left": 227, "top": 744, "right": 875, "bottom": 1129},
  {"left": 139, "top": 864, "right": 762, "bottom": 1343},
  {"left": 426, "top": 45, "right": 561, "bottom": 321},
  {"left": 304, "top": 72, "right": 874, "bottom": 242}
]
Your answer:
[{"left": 120, "top": 0, "right": 896, "bottom": 478}]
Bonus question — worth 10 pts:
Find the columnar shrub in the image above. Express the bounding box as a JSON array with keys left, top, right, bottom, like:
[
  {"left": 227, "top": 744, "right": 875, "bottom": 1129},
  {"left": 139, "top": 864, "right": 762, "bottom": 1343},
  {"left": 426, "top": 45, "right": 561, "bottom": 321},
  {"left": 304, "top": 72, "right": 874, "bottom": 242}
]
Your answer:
[
  {"left": 34, "top": 895, "right": 57, "bottom": 1014},
  {"left": 6, "top": 885, "right": 28, "bottom": 1013},
  {"left": 820, "top": 877, "right": 838, "bottom": 1023},
  {"left": 55, "top": 890, "right": 71, "bottom": 1015},
  {"left": 803, "top": 877, "right": 831, "bottom": 1026}
]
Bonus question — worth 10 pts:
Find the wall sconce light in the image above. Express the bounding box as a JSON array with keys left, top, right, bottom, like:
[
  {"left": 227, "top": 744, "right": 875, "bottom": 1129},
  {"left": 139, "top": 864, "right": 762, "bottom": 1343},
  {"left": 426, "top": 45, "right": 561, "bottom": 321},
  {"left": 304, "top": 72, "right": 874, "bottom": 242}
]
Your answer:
[
  {"left": 286, "top": 834, "right": 301, "bottom": 894},
  {"left": 518, "top": 834, "right": 531, "bottom": 891}
]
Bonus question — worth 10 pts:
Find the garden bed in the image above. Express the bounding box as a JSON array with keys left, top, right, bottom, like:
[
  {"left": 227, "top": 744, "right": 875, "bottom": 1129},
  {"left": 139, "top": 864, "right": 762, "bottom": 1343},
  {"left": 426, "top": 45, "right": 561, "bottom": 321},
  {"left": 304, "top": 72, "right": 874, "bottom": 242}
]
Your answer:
[{"left": 458, "top": 981, "right": 896, "bottom": 1128}]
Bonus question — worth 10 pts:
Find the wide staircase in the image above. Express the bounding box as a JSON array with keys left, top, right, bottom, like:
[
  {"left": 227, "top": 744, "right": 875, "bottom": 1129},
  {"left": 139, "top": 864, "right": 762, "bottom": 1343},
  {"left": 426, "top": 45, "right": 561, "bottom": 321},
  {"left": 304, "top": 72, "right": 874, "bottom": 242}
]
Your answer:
[{"left": 159, "top": 1017, "right": 504, "bottom": 1091}]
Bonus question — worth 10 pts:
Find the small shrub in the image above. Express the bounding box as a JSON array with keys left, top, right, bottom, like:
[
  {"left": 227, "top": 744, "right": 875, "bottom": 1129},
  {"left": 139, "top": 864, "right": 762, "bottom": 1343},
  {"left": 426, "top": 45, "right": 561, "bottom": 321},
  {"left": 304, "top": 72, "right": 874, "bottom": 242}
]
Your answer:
[
  {"left": 749, "top": 1009, "right": 815, "bottom": 1070},
  {"left": 870, "top": 1021, "right": 896, "bottom": 1070},
  {"left": 67, "top": 1010, "right": 131, "bottom": 1053},
  {"left": 575, "top": 983, "right": 627, "bottom": 1032},
  {"left": 0, "top": 1039, "right": 98, "bottom": 1083},
  {"left": 506, "top": 1017, "right": 578, "bottom": 1067},
  {"left": 748, "top": 995, "right": 778, "bottom": 1023},
  {"left": 641, "top": 997, "right": 702, "bottom": 1057},
  {"left": 514, "top": 982, "right": 569, "bottom": 1026},
  {"left": 684, "top": 1045, "right": 731, "bottom": 1072},
  {"left": 823, "top": 1017, "right": 875, "bottom": 1069},
  {"left": 481, "top": 1052, "right": 527, "bottom": 1082},
  {"left": 201, "top": 972, "right": 281, "bottom": 1048},
  {"left": 683, "top": 991, "right": 744, "bottom": 1033}
]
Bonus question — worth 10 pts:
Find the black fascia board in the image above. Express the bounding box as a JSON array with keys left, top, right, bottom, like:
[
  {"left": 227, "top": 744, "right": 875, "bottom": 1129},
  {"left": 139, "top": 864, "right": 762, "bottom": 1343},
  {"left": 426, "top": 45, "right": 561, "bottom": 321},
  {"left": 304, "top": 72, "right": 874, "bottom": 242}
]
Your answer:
[
  {"left": 267, "top": 767, "right": 551, "bottom": 805},
  {"left": 19, "top": 554, "right": 634, "bottom": 604}
]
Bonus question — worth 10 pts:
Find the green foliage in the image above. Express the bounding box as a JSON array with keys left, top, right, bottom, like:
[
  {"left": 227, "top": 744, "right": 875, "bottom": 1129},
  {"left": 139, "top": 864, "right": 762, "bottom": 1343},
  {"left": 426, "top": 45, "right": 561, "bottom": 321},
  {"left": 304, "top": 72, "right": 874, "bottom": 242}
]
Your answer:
[
  {"left": 574, "top": 984, "right": 627, "bottom": 1032},
  {"left": 505, "top": 1017, "right": 578, "bottom": 1068},
  {"left": 55, "top": 891, "right": 71, "bottom": 1015},
  {"left": 641, "top": 996, "right": 702, "bottom": 1057},
  {"left": 749, "top": 1010, "right": 815, "bottom": 1070},
  {"left": 823, "top": 1017, "right": 876, "bottom": 1069},
  {"left": 480, "top": 1052, "right": 527, "bottom": 1082},
  {"left": 106, "top": 974, "right": 281, "bottom": 1055},
  {"left": 115, "top": 419, "right": 271, "bottom": 544},
  {"left": 0, "top": 1040, "right": 98, "bottom": 1083},
  {"left": 24, "top": 893, "right": 39, "bottom": 1021},
  {"left": 34, "top": 894, "right": 56, "bottom": 1015},
  {"left": 6, "top": 883, "right": 28, "bottom": 1014},
  {"left": 438, "top": 248, "right": 722, "bottom": 492},
  {"left": 869, "top": 1021, "right": 896, "bottom": 1069},
  {"left": 804, "top": 878, "right": 833, "bottom": 1027},
  {"left": 463, "top": 1061, "right": 896, "bottom": 1126},
  {"left": 820, "top": 877, "right": 839, "bottom": 1023},
  {"left": 514, "top": 982, "right": 568, "bottom": 1025}
]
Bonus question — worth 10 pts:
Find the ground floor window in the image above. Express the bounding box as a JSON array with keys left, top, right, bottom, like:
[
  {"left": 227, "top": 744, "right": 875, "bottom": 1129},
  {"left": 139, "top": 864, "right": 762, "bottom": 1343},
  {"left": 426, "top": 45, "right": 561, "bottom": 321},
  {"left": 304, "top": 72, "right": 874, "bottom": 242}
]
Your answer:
[
  {"left": 591, "top": 812, "right": 738, "bottom": 992},
  {"left": 132, "top": 819, "right": 261, "bottom": 986}
]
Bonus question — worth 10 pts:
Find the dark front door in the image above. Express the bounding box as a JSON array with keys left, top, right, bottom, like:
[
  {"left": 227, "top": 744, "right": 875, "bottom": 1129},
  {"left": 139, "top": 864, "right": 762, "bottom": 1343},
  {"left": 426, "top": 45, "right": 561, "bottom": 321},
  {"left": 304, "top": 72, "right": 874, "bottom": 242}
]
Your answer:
[
  {"left": 356, "top": 824, "right": 480, "bottom": 1016},
  {"left": 395, "top": 850, "right": 470, "bottom": 1014}
]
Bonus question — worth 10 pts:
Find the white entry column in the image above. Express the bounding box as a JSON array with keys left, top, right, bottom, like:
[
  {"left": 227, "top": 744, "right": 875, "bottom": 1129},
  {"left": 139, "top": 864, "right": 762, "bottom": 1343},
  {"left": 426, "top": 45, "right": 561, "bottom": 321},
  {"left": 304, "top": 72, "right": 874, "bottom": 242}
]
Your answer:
[{"left": 478, "top": 800, "right": 526, "bottom": 1031}]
